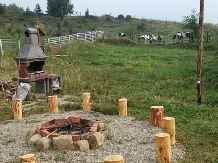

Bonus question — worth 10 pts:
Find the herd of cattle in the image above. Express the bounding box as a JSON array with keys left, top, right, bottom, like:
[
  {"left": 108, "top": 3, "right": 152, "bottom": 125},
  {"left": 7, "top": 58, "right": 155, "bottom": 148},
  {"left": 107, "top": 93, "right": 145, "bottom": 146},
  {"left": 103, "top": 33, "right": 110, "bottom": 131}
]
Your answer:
[{"left": 118, "top": 32, "right": 192, "bottom": 45}]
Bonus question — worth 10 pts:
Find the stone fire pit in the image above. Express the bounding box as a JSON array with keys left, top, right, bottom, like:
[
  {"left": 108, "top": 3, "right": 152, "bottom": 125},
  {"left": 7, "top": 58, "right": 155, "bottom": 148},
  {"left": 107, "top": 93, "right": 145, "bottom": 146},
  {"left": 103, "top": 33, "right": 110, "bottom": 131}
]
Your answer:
[{"left": 28, "top": 116, "right": 105, "bottom": 151}]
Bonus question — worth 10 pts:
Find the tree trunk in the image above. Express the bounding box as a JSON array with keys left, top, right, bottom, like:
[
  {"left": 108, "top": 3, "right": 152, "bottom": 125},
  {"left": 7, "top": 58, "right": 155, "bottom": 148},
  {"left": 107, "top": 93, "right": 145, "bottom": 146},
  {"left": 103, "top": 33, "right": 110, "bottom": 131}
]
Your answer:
[
  {"left": 82, "top": 93, "right": 91, "bottom": 111},
  {"left": 20, "top": 154, "right": 37, "bottom": 163},
  {"left": 118, "top": 98, "right": 127, "bottom": 116},
  {"left": 12, "top": 99, "right": 22, "bottom": 120},
  {"left": 150, "top": 106, "right": 164, "bottom": 128},
  {"left": 48, "top": 95, "right": 58, "bottom": 112},
  {"left": 104, "top": 155, "right": 124, "bottom": 163},
  {"left": 155, "top": 133, "right": 172, "bottom": 163},
  {"left": 163, "top": 117, "right": 176, "bottom": 146}
]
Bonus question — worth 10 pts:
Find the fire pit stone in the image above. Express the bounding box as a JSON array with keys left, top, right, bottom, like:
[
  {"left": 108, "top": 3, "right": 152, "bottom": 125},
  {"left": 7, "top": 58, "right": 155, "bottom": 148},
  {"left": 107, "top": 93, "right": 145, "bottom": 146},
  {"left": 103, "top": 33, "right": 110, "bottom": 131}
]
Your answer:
[{"left": 36, "top": 116, "right": 99, "bottom": 141}]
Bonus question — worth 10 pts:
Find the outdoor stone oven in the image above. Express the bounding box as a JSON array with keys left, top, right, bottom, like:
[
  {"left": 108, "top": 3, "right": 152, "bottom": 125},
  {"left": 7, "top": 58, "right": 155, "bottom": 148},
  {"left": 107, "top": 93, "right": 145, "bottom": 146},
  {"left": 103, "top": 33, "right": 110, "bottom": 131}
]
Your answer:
[
  {"left": 14, "top": 28, "right": 48, "bottom": 82},
  {"left": 13, "top": 28, "right": 61, "bottom": 95}
]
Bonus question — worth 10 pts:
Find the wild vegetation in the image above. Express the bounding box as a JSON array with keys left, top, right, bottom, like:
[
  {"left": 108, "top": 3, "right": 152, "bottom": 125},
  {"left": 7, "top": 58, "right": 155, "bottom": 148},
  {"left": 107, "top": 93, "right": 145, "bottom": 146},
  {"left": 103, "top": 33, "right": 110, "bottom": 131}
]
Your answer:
[{"left": 1, "top": 4, "right": 218, "bottom": 163}]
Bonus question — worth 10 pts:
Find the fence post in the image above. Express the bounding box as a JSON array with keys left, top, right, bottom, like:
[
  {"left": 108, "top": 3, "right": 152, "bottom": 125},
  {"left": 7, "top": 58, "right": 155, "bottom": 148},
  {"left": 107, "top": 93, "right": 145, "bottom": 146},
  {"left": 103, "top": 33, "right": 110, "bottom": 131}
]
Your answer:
[
  {"left": 68, "top": 35, "right": 70, "bottom": 43},
  {"left": 0, "top": 39, "right": 3, "bottom": 55},
  {"left": 17, "top": 40, "right": 20, "bottom": 50},
  {"left": 84, "top": 33, "right": 86, "bottom": 42},
  {"left": 58, "top": 37, "right": 61, "bottom": 48}
]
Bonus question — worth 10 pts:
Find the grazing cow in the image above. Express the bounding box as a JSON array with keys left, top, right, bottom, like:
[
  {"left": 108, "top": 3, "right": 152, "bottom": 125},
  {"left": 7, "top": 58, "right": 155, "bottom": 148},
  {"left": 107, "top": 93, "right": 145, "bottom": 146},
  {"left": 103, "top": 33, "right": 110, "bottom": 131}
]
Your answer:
[
  {"left": 138, "top": 35, "right": 150, "bottom": 42},
  {"left": 148, "top": 34, "right": 164, "bottom": 45},
  {"left": 119, "top": 32, "right": 126, "bottom": 37},
  {"left": 173, "top": 32, "right": 191, "bottom": 42}
]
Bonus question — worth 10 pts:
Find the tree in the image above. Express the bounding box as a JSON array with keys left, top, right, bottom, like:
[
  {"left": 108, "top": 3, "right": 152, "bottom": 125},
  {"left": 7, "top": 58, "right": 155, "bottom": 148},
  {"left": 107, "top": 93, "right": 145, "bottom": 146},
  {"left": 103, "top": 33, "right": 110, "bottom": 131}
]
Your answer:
[
  {"left": 46, "top": 0, "right": 73, "bottom": 19},
  {"left": 183, "top": 9, "right": 199, "bottom": 41},
  {"left": 25, "top": 7, "right": 30, "bottom": 13},
  {"left": 0, "top": 3, "right": 6, "bottom": 14},
  {"left": 85, "top": 8, "right": 89, "bottom": 18},
  {"left": 34, "top": 3, "right": 43, "bottom": 14}
]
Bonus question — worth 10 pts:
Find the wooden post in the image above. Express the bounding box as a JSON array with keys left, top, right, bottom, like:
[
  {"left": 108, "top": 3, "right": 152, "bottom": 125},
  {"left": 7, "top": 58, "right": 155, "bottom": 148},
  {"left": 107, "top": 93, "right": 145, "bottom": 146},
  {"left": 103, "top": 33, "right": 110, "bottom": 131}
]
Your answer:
[
  {"left": 19, "top": 153, "right": 37, "bottom": 163},
  {"left": 48, "top": 95, "right": 58, "bottom": 112},
  {"left": 197, "top": 0, "right": 204, "bottom": 104},
  {"left": 12, "top": 99, "right": 22, "bottom": 120},
  {"left": 82, "top": 93, "right": 91, "bottom": 111},
  {"left": 163, "top": 117, "right": 176, "bottom": 146},
  {"left": 155, "top": 133, "right": 172, "bottom": 163},
  {"left": 150, "top": 106, "right": 164, "bottom": 128},
  {"left": 104, "top": 155, "right": 124, "bottom": 163},
  {"left": 118, "top": 98, "right": 127, "bottom": 116}
]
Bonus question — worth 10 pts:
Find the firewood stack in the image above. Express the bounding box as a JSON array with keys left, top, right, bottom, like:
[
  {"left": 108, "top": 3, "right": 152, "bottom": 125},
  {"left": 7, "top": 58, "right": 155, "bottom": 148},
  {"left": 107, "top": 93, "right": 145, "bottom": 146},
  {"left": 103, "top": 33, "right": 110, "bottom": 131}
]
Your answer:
[{"left": 0, "top": 81, "right": 16, "bottom": 103}]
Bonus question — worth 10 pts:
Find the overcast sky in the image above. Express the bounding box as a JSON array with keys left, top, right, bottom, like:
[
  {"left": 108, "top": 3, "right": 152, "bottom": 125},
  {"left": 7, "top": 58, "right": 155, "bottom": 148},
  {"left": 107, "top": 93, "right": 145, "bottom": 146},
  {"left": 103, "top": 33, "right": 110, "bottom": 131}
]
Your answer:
[{"left": 1, "top": 0, "right": 218, "bottom": 24}]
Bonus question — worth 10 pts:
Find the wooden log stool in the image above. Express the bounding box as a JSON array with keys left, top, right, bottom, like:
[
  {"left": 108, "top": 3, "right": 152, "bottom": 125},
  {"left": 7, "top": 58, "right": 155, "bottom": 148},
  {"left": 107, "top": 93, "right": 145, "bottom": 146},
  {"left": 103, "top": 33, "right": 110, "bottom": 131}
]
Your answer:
[
  {"left": 150, "top": 106, "right": 164, "bottom": 128},
  {"left": 118, "top": 98, "right": 127, "bottom": 116},
  {"left": 12, "top": 99, "right": 22, "bottom": 120},
  {"left": 104, "top": 154, "right": 124, "bottom": 163},
  {"left": 19, "top": 153, "right": 37, "bottom": 163},
  {"left": 155, "top": 133, "right": 172, "bottom": 163},
  {"left": 82, "top": 93, "right": 91, "bottom": 111},
  {"left": 48, "top": 95, "right": 59, "bottom": 112},
  {"left": 163, "top": 117, "right": 176, "bottom": 146}
]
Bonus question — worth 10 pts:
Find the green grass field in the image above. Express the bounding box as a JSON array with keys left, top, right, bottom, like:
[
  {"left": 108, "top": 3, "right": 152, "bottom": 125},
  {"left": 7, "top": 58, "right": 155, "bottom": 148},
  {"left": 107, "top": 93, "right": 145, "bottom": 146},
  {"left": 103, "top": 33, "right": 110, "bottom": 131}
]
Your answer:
[{"left": 1, "top": 40, "right": 218, "bottom": 162}]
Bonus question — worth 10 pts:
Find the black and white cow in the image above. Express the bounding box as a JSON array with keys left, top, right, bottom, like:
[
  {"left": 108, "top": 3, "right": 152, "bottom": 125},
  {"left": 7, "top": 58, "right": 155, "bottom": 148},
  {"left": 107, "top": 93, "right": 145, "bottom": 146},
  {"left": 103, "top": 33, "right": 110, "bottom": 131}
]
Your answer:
[
  {"left": 173, "top": 32, "right": 192, "bottom": 42},
  {"left": 119, "top": 32, "right": 126, "bottom": 37},
  {"left": 148, "top": 34, "right": 164, "bottom": 45}
]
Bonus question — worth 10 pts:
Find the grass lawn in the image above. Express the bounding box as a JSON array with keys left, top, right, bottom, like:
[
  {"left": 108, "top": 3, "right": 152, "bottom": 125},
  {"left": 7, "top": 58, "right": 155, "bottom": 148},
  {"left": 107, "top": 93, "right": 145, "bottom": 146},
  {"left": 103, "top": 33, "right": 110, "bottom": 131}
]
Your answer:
[{"left": 1, "top": 41, "right": 218, "bottom": 162}]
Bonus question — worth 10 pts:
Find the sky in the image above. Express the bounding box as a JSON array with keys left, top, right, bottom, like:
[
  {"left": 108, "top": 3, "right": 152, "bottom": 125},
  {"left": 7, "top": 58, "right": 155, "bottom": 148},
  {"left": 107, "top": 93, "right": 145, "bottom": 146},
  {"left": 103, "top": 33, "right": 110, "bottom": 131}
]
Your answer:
[{"left": 1, "top": 0, "right": 218, "bottom": 24}]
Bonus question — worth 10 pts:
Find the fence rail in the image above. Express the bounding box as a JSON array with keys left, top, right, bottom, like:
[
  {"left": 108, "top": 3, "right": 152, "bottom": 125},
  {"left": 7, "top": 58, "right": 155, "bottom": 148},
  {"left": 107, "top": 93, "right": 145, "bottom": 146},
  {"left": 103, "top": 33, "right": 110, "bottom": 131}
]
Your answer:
[
  {"left": 45, "top": 31, "right": 104, "bottom": 48},
  {"left": 0, "top": 39, "right": 20, "bottom": 55}
]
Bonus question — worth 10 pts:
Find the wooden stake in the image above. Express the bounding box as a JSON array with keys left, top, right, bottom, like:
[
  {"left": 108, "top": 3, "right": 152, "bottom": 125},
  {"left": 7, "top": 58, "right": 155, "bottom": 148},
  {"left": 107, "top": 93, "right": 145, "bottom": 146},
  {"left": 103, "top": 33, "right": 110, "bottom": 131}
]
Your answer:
[
  {"left": 155, "top": 133, "right": 172, "bottom": 163},
  {"left": 118, "top": 98, "right": 127, "bottom": 116},
  {"left": 163, "top": 117, "right": 176, "bottom": 146},
  {"left": 197, "top": 0, "right": 204, "bottom": 104},
  {"left": 104, "top": 154, "right": 124, "bottom": 163},
  {"left": 48, "top": 95, "right": 58, "bottom": 112},
  {"left": 150, "top": 106, "right": 164, "bottom": 128},
  {"left": 12, "top": 99, "right": 22, "bottom": 120},
  {"left": 82, "top": 93, "right": 91, "bottom": 111},
  {"left": 19, "top": 153, "right": 37, "bottom": 163}
]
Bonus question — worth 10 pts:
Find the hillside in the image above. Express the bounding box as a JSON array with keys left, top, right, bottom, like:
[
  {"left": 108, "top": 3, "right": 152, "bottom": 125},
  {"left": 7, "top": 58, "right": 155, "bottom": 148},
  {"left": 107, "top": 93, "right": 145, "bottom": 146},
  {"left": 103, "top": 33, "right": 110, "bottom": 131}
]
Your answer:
[{"left": 0, "top": 12, "right": 218, "bottom": 43}]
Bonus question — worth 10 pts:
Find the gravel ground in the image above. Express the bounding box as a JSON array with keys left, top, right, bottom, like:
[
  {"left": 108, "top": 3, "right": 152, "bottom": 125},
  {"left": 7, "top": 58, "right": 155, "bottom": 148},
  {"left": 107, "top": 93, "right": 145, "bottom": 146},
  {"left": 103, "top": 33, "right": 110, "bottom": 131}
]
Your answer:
[{"left": 0, "top": 108, "right": 185, "bottom": 163}]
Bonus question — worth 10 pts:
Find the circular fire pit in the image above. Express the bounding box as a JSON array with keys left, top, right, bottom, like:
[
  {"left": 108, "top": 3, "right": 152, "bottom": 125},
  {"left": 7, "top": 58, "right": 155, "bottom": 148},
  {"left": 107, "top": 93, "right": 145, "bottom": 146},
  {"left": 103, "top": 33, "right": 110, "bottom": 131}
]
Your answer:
[{"left": 36, "top": 116, "right": 99, "bottom": 141}]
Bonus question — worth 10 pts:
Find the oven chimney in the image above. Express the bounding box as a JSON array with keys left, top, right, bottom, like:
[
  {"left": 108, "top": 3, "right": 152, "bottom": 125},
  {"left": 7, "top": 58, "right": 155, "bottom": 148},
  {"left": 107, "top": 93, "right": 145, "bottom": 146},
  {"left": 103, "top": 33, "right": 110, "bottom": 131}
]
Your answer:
[{"left": 14, "top": 28, "right": 48, "bottom": 63}]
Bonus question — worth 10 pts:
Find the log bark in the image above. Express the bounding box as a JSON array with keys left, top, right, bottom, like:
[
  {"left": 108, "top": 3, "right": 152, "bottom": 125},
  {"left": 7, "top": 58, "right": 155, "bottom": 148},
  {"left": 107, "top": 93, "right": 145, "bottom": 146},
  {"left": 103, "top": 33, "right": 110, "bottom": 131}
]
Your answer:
[
  {"left": 118, "top": 98, "right": 127, "bottom": 116},
  {"left": 150, "top": 106, "right": 164, "bottom": 128},
  {"left": 155, "top": 133, "right": 172, "bottom": 163},
  {"left": 19, "top": 153, "right": 36, "bottom": 163},
  {"left": 12, "top": 99, "right": 22, "bottom": 120},
  {"left": 104, "top": 154, "right": 124, "bottom": 163},
  {"left": 82, "top": 93, "right": 91, "bottom": 111},
  {"left": 48, "top": 95, "right": 58, "bottom": 112},
  {"left": 163, "top": 117, "right": 176, "bottom": 146}
]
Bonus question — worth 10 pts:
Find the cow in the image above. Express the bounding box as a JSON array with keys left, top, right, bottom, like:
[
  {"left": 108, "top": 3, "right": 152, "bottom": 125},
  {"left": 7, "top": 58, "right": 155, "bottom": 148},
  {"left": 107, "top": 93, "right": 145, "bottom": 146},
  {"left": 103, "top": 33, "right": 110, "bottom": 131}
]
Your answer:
[
  {"left": 148, "top": 34, "right": 164, "bottom": 45},
  {"left": 173, "top": 32, "right": 192, "bottom": 43},
  {"left": 119, "top": 32, "right": 126, "bottom": 37},
  {"left": 138, "top": 35, "right": 150, "bottom": 42}
]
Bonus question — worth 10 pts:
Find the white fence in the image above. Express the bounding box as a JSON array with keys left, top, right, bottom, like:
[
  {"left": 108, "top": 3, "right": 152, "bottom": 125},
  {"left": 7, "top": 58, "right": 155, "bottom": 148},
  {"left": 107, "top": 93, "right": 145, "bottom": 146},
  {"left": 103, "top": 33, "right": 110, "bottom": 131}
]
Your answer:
[
  {"left": 0, "top": 39, "right": 20, "bottom": 55},
  {"left": 45, "top": 31, "right": 104, "bottom": 48}
]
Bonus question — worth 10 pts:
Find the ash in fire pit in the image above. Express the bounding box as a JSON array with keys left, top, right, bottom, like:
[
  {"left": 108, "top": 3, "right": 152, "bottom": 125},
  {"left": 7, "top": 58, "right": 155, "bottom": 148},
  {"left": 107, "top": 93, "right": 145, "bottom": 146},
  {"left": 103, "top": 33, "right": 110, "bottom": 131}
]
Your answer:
[{"left": 37, "top": 116, "right": 98, "bottom": 141}]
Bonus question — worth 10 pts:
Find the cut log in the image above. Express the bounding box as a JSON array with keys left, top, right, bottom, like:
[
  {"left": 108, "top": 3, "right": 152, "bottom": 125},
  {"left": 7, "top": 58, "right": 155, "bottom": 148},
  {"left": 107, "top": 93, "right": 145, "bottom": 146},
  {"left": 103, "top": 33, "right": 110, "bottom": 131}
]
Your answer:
[
  {"left": 150, "top": 106, "right": 164, "bottom": 128},
  {"left": 19, "top": 153, "right": 36, "bottom": 163},
  {"left": 163, "top": 117, "right": 176, "bottom": 146},
  {"left": 155, "top": 133, "right": 172, "bottom": 163},
  {"left": 118, "top": 98, "right": 127, "bottom": 116},
  {"left": 82, "top": 93, "right": 91, "bottom": 111},
  {"left": 104, "top": 154, "right": 124, "bottom": 163},
  {"left": 48, "top": 95, "right": 58, "bottom": 112},
  {"left": 12, "top": 99, "right": 22, "bottom": 120}
]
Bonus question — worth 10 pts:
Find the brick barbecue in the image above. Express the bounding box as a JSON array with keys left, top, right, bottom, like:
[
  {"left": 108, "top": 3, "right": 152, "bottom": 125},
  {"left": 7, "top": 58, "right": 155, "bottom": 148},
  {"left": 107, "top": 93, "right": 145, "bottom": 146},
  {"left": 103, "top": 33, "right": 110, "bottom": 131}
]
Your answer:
[
  {"left": 14, "top": 28, "right": 48, "bottom": 82},
  {"left": 13, "top": 28, "right": 61, "bottom": 95}
]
